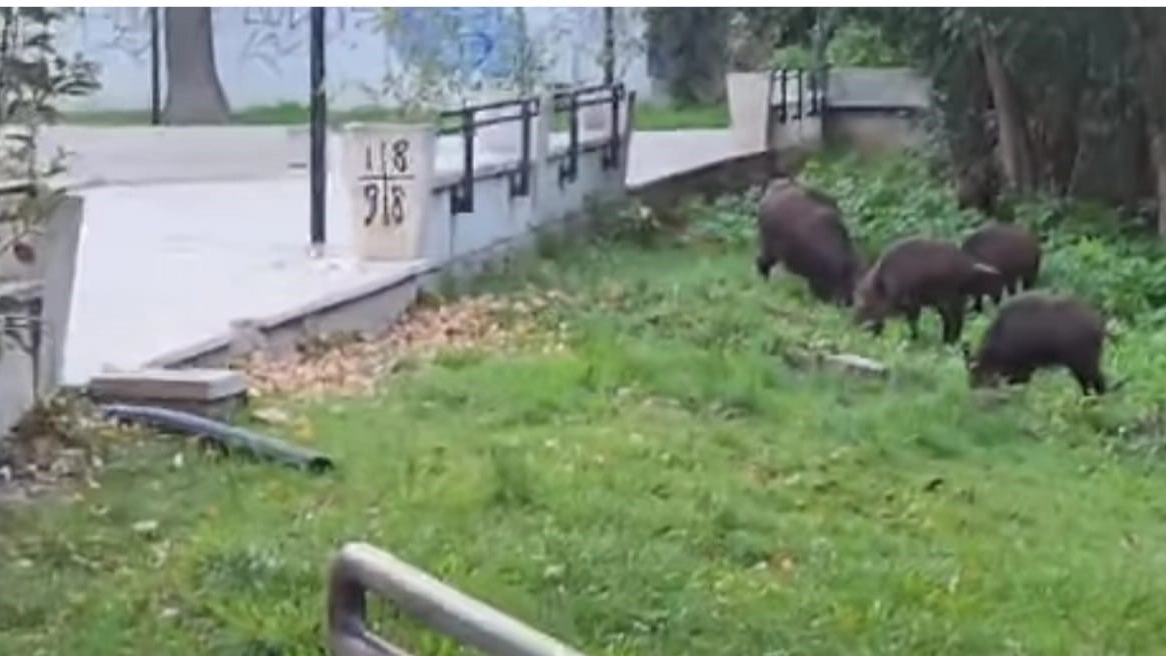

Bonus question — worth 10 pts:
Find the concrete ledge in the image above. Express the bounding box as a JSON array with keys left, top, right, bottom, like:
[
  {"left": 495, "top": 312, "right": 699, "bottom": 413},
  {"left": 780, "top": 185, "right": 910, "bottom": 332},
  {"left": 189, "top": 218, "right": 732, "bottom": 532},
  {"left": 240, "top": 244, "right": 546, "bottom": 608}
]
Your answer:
[
  {"left": 628, "top": 148, "right": 795, "bottom": 209},
  {"left": 89, "top": 368, "right": 249, "bottom": 421},
  {"left": 89, "top": 368, "right": 247, "bottom": 401},
  {"left": 146, "top": 263, "right": 425, "bottom": 370}
]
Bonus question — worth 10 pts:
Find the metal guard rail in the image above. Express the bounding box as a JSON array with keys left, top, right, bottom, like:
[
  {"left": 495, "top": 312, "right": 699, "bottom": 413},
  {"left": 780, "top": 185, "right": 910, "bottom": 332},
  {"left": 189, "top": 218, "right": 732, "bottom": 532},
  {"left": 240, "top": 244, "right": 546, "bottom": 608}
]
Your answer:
[
  {"left": 550, "top": 83, "right": 627, "bottom": 187},
  {"left": 327, "top": 542, "right": 587, "bottom": 656},
  {"left": 769, "top": 67, "right": 827, "bottom": 125},
  {"left": 438, "top": 95, "right": 540, "bottom": 216}
]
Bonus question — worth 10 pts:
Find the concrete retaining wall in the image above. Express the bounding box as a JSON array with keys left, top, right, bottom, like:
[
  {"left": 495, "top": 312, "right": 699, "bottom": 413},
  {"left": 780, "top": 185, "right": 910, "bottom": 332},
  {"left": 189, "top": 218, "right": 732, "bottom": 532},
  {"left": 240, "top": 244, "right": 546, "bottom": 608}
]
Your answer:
[
  {"left": 0, "top": 196, "right": 84, "bottom": 437},
  {"left": 725, "top": 66, "right": 933, "bottom": 159},
  {"left": 823, "top": 67, "right": 931, "bottom": 156},
  {"left": 144, "top": 105, "right": 632, "bottom": 371},
  {"left": 0, "top": 281, "right": 42, "bottom": 439}
]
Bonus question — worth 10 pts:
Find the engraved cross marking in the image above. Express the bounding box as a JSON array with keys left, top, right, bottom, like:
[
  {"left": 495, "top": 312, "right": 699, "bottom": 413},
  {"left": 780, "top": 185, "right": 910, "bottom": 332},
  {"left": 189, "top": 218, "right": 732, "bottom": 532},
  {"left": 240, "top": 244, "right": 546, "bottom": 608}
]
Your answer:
[{"left": 359, "top": 138, "right": 413, "bottom": 227}]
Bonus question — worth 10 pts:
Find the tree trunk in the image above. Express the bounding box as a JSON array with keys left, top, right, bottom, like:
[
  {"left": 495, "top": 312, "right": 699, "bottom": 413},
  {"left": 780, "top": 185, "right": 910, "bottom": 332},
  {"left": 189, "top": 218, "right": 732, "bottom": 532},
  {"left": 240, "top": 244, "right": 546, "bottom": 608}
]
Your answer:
[
  {"left": 980, "top": 38, "right": 1034, "bottom": 193},
  {"left": 1146, "top": 123, "right": 1166, "bottom": 236},
  {"left": 646, "top": 8, "right": 729, "bottom": 105},
  {"left": 163, "top": 7, "right": 230, "bottom": 125},
  {"left": 942, "top": 47, "right": 999, "bottom": 216},
  {"left": 1127, "top": 8, "right": 1166, "bottom": 235}
]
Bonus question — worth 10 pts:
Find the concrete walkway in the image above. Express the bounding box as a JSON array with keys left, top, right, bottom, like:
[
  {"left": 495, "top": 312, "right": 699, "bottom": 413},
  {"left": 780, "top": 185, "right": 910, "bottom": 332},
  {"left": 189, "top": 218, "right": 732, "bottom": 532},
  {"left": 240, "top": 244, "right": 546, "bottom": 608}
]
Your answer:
[{"left": 56, "top": 127, "right": 749, "bottom": 386}]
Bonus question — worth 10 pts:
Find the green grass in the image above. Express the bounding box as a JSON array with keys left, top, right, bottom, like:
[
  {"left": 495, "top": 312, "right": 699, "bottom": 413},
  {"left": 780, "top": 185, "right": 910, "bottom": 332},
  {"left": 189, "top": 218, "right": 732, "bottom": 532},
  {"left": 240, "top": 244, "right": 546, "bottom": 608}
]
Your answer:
[
  {"left": 627, "top": 102, "right": 728, "bottom": 131},
  {"left": 64, "top": 101, "right": 729, "bottom": 132},
  {"left": 8, "top": 154, "right": 1166, "bottom": 654},
  {"left": 61, "top": 102, "right": 424, "bottom": 127}
]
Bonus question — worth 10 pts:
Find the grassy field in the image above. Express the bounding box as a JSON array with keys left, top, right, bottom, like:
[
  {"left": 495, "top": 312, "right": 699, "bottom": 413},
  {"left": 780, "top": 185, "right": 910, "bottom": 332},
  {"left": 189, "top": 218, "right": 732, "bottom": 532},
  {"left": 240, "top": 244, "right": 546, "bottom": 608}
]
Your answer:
[
  {"left": 6, "top": 154, "right": 1166, "bottom": 654},
  {"left": 62, "top": 101, "right": 729, "bottom": 132}
]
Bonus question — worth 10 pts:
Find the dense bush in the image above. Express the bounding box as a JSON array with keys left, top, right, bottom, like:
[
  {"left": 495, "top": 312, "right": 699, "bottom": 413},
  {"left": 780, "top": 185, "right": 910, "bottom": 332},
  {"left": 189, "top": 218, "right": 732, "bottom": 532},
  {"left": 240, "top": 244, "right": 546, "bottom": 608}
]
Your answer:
[{"left": 663, "top": 152, "right": 1166, "bottom": 327}]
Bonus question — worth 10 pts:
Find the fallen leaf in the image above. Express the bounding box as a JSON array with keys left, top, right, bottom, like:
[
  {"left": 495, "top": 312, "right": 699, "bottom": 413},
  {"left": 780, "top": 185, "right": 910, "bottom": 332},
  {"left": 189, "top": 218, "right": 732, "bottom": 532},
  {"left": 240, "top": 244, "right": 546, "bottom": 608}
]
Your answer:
[{"left": 253, "top": 407, "right": 293, "bottom": 426}]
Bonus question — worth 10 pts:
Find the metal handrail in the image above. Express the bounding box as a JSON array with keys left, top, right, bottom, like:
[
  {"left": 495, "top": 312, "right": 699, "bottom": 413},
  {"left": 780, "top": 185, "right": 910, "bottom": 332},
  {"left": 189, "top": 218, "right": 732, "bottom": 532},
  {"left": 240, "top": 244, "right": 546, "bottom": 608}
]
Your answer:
[
  {"left": 549, "top": 83, "right": 626, "bottom": 186},
  {"left": 769, "top": 67, "right": 827, "bottom": 125},
  {"left": 326, "top": 542, "right": 587, "bottom": 656},
  {"left": 437, "top": 95, "right": 539, "bottom": 215}
]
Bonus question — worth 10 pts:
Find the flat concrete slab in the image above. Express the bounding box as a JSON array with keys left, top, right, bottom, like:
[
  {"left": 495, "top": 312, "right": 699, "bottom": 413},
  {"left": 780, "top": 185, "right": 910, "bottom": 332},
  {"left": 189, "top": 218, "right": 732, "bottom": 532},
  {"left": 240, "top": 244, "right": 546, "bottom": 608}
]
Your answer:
[
  {"left": 89, "top": 368, "right": 247, "bottom": 401},
  {"left": 625, "top": 130, "right": 743, "bottom": 188},
  {"left": 57, "top": 128, "right": 744, "bottom": 387}
]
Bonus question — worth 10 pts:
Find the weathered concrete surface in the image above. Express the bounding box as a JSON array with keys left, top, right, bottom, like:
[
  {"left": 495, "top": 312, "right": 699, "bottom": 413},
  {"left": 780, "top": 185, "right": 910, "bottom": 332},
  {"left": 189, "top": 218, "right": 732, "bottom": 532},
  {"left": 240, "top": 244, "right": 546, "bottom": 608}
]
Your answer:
[
  {"left": 89, "top": 368, "right": 247, "bottom": 401},
  {"left": 626, "top": 130, "right": 741, "bottom": 189},
  {"left": 64, "top": 175, "right": 421, "bottom": 385},
  {"left": 58, "top": 128, "right": 744, "bottom": 387}
]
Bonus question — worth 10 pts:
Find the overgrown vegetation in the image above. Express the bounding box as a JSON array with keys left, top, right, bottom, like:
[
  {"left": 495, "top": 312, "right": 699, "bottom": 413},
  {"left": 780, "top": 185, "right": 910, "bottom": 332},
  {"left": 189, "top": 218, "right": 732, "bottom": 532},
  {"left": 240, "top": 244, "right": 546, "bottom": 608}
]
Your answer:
[
  {"left": 0, "top": 7, "right": 98, "bottom": 266},
  {"left": 7, "top": 153, "right": 1166, "bottom": 654},
  {"left": 648, "top": 7, "right": 1166, "bottom": 244}
]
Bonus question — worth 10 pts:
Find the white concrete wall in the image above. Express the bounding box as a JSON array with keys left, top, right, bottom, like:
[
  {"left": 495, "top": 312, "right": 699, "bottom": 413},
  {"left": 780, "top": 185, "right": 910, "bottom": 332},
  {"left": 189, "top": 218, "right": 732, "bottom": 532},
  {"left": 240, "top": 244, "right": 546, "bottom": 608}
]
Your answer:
[
  {"left": 823, "top": 67, "right": 932, "bottom": 155},
  {"left": 56, "top": 7, "right": 651, "bottom": 113},
  {"left": 0, "top": 281, "right": 42, "bottom": 437},
  {"left": 826, "top": 67, "right": 931, "bottom": 110}
]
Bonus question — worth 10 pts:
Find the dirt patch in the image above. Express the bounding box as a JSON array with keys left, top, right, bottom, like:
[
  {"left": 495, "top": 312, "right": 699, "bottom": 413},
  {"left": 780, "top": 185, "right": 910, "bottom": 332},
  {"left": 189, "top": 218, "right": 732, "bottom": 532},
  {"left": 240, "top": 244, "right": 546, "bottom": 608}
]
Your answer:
[{"left": 238, "top": 291, "right": 571, "bottom": 400}]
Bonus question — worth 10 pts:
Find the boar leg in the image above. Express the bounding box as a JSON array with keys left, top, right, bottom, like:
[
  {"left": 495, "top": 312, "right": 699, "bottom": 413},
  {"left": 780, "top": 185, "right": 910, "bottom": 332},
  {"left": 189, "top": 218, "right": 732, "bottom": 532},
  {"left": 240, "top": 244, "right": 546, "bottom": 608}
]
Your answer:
[
  {"left": 938, "top": 297, "right": 966, "bottom": 344},
  {"left": 1068, "top": 358, "right": 1107, "bottom": 396},
  {"left": 970, "top": 294, "right": 984, "bottom": 314},
  {"left": 756, "top": 253, "right": 776, "bottom": 280},
  {"left": 1005, "top": 367, "right": 1034, "bottom": 386},
  {"left": 1003, "top": 277, "right": 1018, "bottom": 298},
  {"left": 808, "top": 277, "right": 834, "bottom": 303},
  {"left": 903, "top": 304, "right": 922, "bottom": 340}
]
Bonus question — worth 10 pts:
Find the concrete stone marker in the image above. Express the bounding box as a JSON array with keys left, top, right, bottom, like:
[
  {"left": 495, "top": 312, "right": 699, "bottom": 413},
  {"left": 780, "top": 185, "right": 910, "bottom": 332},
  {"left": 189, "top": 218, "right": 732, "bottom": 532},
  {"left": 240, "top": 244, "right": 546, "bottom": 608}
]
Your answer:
[
  {"left": 340, "top": 122, "right": 437, "bottom": 261},
  {"left": 726, "top": 72, "right": 773, "bottom": 153},
  {"left": 88, "top": 368, "right": 248, "bottom": 420}
]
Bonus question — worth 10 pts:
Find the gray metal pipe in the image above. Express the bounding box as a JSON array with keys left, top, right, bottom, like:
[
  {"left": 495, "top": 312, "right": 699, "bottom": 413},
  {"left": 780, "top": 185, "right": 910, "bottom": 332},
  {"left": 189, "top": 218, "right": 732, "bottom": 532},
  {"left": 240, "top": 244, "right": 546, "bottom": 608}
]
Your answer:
[{"left": 327, "top": 542, "right": 587, "bottom": 656}]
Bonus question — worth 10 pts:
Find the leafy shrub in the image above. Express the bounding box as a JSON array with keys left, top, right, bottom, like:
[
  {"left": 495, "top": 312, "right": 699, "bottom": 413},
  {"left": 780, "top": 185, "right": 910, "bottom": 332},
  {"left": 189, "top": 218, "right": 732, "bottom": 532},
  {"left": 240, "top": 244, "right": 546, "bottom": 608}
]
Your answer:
[{"left": 826, "top": 20, "right": 909, "bottom": 67}]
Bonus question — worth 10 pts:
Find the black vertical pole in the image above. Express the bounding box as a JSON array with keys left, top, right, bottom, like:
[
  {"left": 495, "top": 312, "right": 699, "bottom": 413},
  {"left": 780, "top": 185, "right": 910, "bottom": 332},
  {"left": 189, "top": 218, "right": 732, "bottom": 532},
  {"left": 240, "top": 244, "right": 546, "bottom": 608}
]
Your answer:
[
  {"left": 602, "top": 7, "right": 615, "bottom": 86},
  {"left": 149, "top": 7, "right": 161, "bottom": 125},
  {"left": 309, "top": 7, "right": 327, "bottom": 250}
]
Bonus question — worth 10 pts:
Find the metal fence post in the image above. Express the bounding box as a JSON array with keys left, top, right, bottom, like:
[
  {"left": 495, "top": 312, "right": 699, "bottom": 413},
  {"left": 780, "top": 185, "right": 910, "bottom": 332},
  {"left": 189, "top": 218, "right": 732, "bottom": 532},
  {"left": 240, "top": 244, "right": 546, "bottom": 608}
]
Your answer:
[
  {"left": 602, "top": 8, "right": 615, "bottom": 87},
  {"left": 149, "top": 7, "right": 161, "bottom": 125},
  {"left": 309, "top": 6, "right": 327, "bottom": 251}
]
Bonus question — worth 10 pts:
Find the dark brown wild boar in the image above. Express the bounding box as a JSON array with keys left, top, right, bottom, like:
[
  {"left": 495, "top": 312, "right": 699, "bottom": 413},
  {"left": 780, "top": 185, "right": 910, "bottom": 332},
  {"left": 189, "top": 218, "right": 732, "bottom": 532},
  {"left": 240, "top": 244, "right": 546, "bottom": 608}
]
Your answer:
[
  {"left": 755, "top": 178, "right": 863, "bottom": 306},
  {"left": 961, "top": 222, "right": 1042, "bottom": 313},
  {"left": 955, "top": 158, "right": 1001, "bottom": 217},
  {"left": 853, "top": 237, "right": 1002, "bottom": 343},
  {"left": 961, "top": 291, "right": 1108, "bottom": 395}
]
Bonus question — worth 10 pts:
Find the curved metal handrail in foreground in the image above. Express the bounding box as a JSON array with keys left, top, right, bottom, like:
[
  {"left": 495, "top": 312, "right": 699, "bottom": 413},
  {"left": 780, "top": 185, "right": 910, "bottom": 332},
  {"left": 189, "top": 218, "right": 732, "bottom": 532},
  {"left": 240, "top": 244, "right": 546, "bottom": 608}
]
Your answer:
[{"left": 327, "top": 542, "right": 587, "bottom": 656}]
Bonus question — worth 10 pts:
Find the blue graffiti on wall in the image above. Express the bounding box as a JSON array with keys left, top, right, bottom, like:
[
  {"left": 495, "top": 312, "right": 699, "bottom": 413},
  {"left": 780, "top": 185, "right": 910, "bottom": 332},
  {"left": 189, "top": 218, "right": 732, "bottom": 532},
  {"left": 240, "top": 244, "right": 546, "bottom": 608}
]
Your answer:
[{"left": 393, "top": 7, "right": 518, "bottom": 79}]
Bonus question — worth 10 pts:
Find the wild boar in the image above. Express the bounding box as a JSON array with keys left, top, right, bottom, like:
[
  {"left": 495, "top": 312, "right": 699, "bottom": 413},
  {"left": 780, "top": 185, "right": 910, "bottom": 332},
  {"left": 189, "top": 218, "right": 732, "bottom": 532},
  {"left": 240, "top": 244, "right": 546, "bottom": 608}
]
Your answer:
[
  {"left": 962, "top": 291, "right": 1109, "bottom": 395},
  {"left": 853, "top": 236, "right": 1003, "bottom": 343},
  {"left": 955, "top": 158, "right": 1001, "bottom": 217},
  {"left": 755, "top": 178, "right": 864, "bottom": 306},
  {"left": 961, "top": 222, "right": 1042, "bottom": 313}
]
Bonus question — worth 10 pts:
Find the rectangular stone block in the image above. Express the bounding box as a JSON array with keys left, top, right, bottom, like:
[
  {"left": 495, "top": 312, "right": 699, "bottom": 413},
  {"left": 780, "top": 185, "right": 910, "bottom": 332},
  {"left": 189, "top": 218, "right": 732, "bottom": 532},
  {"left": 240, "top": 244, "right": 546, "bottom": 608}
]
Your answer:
[{"left": 88, "top": 368, "right": 247, "bottom": 402}]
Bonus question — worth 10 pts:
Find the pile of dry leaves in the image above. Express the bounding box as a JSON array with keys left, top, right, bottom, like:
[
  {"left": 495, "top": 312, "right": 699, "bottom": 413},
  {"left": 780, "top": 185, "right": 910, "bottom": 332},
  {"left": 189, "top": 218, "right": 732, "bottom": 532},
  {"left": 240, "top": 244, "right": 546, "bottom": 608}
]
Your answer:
[
  {"left": 0, "top": 393, "right": 126, "bottom": 505},
  {"left": 239, "top": 291, "right": 571, "bottom": 400}
]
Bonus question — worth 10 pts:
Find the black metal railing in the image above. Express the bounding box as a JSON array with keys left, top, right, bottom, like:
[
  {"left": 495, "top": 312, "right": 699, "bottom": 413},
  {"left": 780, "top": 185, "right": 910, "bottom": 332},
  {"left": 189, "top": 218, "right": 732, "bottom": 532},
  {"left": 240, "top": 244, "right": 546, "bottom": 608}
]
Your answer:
[
  {"left": 0, "top": 283, "right": 44, "bottom": 395},
  {"left": 327, "top": 542, "right": 587, "bottom": 656},
  {"left": 769, "top": 67, "right": 827, "bottom": 125},
  {"left": 438, "top": 95, "right": 539, "bottom": 216},
  {"left": 551, "top": 83, "right": 626, "bottom": 188}
]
